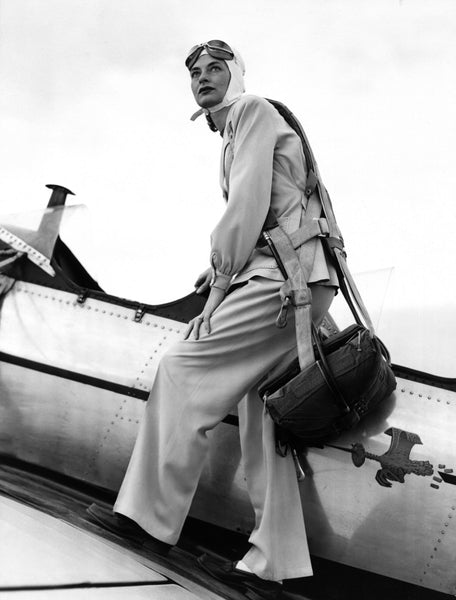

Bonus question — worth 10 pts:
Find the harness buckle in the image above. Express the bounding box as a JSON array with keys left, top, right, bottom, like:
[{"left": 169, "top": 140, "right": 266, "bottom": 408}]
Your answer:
[
  {"left": 276, "top": 296, "right": 291, "bottom": 328},
  {"left": 290, "top": 288, "right": 312, "bottom": 308},
  {"left": 316, "top": 218, "right": 329, "bottom": 237}
]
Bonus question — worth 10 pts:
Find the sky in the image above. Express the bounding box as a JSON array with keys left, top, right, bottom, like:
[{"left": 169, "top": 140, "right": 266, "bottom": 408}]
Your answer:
[{"left": 0, "top": 0, "right": 455, "bottom": 375}]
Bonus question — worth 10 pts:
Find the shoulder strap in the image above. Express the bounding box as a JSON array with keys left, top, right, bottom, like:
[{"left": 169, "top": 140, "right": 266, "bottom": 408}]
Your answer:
[{"left": 265, "top": 98, "right": 375, "bottom": 335}]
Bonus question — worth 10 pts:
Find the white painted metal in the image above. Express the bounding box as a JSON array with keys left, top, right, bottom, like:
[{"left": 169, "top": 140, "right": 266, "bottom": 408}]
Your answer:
[
  {"left": 0, "top": 495, "right": 166, "bottom": 586},
  {"left": 0, "top": 588, "right": 200, "bottom": 600},
  {"left": 0, "top": 281, "right": 455, "bottom": 594},
  {"left": 301, "top": 380, "right": 456, "bottom": 595},
  {"left": 0, "top": 496, "right": 217, "bottom": 599}
]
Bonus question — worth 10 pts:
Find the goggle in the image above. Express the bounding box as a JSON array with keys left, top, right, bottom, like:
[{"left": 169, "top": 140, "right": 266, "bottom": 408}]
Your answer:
[{"left": 185, "top": 40, "right": 234, "bottom": 70}]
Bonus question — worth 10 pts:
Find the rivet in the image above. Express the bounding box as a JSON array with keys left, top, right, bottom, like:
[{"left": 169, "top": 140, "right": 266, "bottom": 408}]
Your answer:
[
  {"left": 102, "top": 310, "right": 106, "bottom": 314},
  {"left": 427, "top": 396, "right": 431, "bottom": 400},
  {"left": 445, "top": 523, "right": 449, "bottom": 527},
  {"left": 401, "top": 388, "right": 405, "bottom": 393},
  {"left": 437, "top": 398, "right": 441, "bottom": 402},
  {"left": 419, "top": 394, "right": 422, "bottom": 397},
  {"left": 409, "top": 391, "right": 414, "bottom": 395},
  {"left": 146, "top": 322, "right": 150, "bottom": 326},
  {"left": 438, "top": 539, "right": 441, "bottom": 543},
  {"left": 447, "top": 401, "right": 451, "bottom": 405},
  {"left": 441, "top": 531, "right": 445, "bottom": 535},
  {"left": 161, "top": 326, "right": 165, "bottom": 329},
  {"left": 154, "top": 324, "right": 157, "bottom": 327}
]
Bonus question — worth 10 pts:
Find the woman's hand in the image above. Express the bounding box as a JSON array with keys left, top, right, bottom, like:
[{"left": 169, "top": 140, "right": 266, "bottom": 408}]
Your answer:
[
  {"left": 184, "top": 286, "right": 225, "bottom": 340},
  {"left": 194, "top": 268, "right": 212, "bottom": 295}
]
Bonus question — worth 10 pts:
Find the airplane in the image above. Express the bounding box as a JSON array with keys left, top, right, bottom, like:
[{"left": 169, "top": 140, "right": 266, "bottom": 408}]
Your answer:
[{"left": 0, "top": 185, "right": 454, "bottom": 599}]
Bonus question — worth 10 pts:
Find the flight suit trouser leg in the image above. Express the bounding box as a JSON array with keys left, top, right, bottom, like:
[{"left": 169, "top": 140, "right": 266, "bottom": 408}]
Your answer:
[{"left": 114, "top": 276, "right": 334, "bottom": 581}]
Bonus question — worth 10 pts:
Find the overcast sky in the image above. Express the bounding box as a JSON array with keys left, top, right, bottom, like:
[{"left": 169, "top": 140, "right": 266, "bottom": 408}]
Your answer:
[{"left": 1, "top": 0, "right": 455, "bottom": 374}]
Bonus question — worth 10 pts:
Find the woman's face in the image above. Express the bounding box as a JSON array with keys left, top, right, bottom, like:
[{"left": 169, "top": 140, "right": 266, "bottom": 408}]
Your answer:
[{"left": 190, "top": 54, "right": 231, "bottom": 109}]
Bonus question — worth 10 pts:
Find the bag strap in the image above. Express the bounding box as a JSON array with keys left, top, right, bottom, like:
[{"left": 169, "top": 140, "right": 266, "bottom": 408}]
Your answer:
[
  {"left": 265, "top": 98, "right": 375, "bottom": 336},
  {"left": 263, "top": 225, "right": 315, "bottom": 371}
]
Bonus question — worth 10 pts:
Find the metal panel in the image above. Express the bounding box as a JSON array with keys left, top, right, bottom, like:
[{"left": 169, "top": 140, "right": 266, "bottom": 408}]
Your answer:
[
  {"left": 0, "top": 281, "right": 185, "bottom": 390},
  {"left": 0, "top": 586, "right": 199, "bottom": 600},
  {"left": 1, "top": 282, "right": 456, "bottom": 593},
  {"left": 301, "top": 380, "right": 456, "bottom": 595},
  {"left": 0, "top": 496, "right": 166, "bottom": 586}
]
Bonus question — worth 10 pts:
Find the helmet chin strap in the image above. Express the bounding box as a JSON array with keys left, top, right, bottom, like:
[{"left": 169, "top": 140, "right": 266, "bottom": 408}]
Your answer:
[{"left": 190, "top": 97, "right": 240, "bottom": 122}]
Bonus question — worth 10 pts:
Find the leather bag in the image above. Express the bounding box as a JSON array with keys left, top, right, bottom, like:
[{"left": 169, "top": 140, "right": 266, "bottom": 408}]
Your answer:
[{"left": 259, "top": 324, "right": 396, "bottom": 449}]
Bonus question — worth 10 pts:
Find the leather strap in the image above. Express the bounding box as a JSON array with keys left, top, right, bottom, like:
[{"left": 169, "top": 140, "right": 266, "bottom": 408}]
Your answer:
[
  {"left": 264, "top": 225, "right": 316, "bottom": 370},
  {"left": 266, "top": 97, "right": 376, "bottom": 337}
]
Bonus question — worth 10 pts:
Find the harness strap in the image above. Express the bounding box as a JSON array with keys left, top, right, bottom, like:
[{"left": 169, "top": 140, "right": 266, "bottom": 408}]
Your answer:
[
  {"left": 264, "top": 225, "right": 316, "bottom": 370},
  {"left": 266, "top": 98, "right": 376, "bottom": 337}
]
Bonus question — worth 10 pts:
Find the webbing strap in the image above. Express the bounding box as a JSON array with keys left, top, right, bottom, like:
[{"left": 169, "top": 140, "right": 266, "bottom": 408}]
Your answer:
[
  {"left": 333, "top": 249, "right": 375, "bottom": 334},
  {"left": 259, "top": 218, "right": 328, "bottom": 256},
  {"left": 266, "top": 98, "right": 376, "bottom": 336},
  {"left": 266, "top": 226, "right": 316, "bottom": 370}
]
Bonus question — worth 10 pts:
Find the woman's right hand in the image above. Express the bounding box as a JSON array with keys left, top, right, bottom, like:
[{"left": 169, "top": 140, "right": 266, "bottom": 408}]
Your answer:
[{"left": 194, "top": 267, "right": 212, "bottom": 295}]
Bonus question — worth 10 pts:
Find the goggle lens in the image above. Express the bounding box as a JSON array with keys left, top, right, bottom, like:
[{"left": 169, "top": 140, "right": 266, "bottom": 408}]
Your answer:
[{"left": 185, "top": 40, "right": 234, "bottom": 70}]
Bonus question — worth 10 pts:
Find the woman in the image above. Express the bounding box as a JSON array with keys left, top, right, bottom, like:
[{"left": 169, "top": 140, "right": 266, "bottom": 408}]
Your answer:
[{"left": 89, "top": 40, "right": 338, "bottom": 597}]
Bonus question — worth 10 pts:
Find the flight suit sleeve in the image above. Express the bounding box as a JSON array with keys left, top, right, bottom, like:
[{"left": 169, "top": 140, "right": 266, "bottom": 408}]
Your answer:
[{"left": 210, "top": 97, "right": 277, "bottom": 291}]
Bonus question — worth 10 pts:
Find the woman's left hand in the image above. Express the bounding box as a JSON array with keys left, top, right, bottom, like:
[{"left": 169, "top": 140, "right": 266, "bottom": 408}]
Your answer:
[{"left": 184, "top": 286, "right": 226, "bottom": 340}]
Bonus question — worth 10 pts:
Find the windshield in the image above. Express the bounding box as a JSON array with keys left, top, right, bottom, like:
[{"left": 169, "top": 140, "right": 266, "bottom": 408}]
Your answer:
[{"left": 329, "top": 266, "right": 455, "bottom": 379}]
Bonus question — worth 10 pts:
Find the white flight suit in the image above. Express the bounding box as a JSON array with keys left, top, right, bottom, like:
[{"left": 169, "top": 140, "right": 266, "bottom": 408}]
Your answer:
[{"left": 115, "top": 95, "right": 338, "bottom": 581}]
